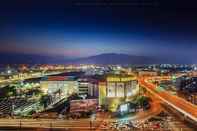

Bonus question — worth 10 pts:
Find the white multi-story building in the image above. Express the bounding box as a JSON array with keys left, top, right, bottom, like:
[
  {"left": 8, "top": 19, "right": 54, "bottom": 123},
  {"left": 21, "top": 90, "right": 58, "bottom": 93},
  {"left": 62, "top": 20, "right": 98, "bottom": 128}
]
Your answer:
[
  {"left": 40, "top": 76, "right": 78, "bottom": 97},
  {"left": 78, "top": 78, "right": 98, "bottom": 97}
]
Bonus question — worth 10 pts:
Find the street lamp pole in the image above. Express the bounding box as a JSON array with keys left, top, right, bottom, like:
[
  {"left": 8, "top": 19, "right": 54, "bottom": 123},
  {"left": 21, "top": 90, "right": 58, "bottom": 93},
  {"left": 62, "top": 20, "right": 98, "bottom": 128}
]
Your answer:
[
  {"left": 19, "top": 120, "right": 22, "bottom": 130},
  {"left": 50, "top": 122, "right": 53, "bottom": 131},
  {"left": 90, "top": 120, "right": 92, "bottom": 130},
  {"left": 90, "top": 113, "right": 96, "bottom": 130}
]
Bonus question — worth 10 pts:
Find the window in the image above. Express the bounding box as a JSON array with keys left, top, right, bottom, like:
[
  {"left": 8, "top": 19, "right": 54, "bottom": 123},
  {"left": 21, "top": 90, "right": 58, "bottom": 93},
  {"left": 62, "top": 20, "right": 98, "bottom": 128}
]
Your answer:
[{"left": 107, "top": 82, "right": 115, "bottom": 97}]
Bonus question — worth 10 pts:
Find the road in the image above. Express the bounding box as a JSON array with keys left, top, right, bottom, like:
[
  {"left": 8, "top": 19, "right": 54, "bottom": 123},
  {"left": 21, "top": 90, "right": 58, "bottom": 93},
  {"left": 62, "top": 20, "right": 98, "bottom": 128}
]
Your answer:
[
  {"left": 95, "top": 98, "right": 163, "bottom": 130},
  {"left": 139, "top": 76, "right": 197, "bottom": 122},
  {"left": 0, "top": 112, "right": 110, "bottom": 130},
  {"left": 0, "top": 118, "right": 100, "bottom": 130},
  {"left": 0, "top": 100, "right": 163, "bottom": 130},
  {"left": 0, "top": 71, "right": 64, "bottom": 87}
]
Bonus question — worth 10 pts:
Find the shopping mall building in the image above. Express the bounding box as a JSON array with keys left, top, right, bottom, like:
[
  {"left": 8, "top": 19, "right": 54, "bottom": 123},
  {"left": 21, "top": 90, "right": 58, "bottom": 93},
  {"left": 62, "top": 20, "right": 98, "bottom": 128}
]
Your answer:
[
  {"left": 99, "top": 74, "right": 139, "bottom": 112},
  {"left": 40, "top": 75, "right": 78, "bottom": 97},
  {"left": 40, "top": 72, "right": 99, "bottom": 98}
]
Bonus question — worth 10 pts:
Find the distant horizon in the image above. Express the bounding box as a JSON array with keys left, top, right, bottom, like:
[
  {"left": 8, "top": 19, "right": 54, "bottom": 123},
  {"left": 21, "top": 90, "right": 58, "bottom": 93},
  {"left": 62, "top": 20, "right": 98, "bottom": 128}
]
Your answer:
[
  {"left": 0, "top": 52, "right": 195, "bottom": 64},
  {"left": 0, "top": 1, "right": 197, "bottom": 63}
]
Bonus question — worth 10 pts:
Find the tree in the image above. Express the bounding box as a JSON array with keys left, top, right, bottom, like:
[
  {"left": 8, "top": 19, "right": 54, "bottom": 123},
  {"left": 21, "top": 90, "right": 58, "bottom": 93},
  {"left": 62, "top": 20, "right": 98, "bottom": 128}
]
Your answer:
[
  {"left": 135, "top": 96, "right": 149, "bottom": 108},
  {"left": 40, "top": 95, "right": 50, "bottom": 108}
]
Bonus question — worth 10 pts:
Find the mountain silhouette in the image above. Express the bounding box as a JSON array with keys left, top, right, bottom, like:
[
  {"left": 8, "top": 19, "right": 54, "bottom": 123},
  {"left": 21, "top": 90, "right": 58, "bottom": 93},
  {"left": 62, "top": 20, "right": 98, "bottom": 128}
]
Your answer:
[
  {"left": 0, "top": 52, "right": 189, "bottom": 64},
  {"left": 70, "top": 53, "right": 155, "bottom": 64}
]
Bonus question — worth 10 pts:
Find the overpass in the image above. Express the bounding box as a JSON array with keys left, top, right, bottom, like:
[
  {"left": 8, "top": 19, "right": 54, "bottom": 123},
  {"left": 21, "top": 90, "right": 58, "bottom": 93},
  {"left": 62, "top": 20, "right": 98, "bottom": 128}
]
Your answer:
[{"left": 139, "top": 76, "right": 197, "bottom": 123}]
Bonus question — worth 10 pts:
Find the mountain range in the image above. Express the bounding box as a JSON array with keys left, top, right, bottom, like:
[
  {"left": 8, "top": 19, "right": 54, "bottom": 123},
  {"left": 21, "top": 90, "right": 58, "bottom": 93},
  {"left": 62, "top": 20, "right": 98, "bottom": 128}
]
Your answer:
[
  {"left": 70, "top": 53, "right": 156, "bottom": 64},
  {"left": 0, "top": 52, "right": 191, "bottom": 64}
]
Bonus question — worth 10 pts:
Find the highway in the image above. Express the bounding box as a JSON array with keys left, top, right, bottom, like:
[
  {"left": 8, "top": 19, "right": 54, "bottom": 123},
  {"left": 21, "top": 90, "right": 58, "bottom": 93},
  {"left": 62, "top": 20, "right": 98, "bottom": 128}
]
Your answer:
[{"left": 139, "top": 76, "right": 197, "bottom": 122}]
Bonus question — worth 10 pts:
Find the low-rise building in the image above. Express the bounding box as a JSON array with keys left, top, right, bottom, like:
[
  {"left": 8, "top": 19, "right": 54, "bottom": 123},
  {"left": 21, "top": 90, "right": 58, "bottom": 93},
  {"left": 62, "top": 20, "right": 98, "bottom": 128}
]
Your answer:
[
  {"left": 78, "top": 78, "right": 99, "bottom": 98},
  {"left": 40, "top": 76, "right": 78, "bottom": 97},
  {"left": 138, "top": 71, "right": 158, "bottom": 76}
]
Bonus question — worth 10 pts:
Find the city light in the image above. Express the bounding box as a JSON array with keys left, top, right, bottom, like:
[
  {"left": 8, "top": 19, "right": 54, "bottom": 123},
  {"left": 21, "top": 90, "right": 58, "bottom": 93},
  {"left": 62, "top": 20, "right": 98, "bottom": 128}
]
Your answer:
[
  {"left": 120, "top": 104, "right": 128, "bottom": 113},
  {"left": 0, "top": 0, "right": 196, "bottom": 130}
]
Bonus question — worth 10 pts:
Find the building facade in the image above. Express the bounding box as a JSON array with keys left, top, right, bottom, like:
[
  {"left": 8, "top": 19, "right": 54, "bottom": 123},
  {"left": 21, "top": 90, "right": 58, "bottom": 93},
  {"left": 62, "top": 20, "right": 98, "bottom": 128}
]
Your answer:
[
  {"left": 99, "top": 74, "right": 139, "bottom": 112},
  {"left": 78, "top": 78, "right": 98, "bottom": 98},
  {"left": 40, "top": 76, "right": 78, "bottom": 97}
]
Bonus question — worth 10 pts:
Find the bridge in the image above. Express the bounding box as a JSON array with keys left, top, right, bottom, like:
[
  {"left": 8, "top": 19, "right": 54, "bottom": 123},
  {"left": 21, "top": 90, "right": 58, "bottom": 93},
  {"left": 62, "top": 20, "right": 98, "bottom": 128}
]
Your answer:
[{"left": 139, "top": 76, "right": 197, "bottom": 123}]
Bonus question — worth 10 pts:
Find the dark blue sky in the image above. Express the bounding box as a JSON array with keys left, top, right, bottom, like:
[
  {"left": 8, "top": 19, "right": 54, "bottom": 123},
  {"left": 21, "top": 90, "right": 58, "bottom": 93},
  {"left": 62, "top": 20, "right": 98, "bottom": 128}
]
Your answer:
[{"left": 0, "top": 0, "right": 197, "bottom": 62}]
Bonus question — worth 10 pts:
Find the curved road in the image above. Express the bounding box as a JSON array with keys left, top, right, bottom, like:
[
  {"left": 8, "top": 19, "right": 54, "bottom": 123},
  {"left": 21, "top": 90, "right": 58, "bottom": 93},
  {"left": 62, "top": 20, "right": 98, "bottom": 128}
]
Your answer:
[{"left": 139, "top": 76, "right": 197, "bottom": 122}]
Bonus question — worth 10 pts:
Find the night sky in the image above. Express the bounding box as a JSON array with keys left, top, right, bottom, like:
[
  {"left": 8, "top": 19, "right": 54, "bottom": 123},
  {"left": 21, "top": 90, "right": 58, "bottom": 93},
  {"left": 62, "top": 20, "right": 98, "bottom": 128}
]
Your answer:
[{"left": 0, "top": 0, "right": 197, "bottom": 63}]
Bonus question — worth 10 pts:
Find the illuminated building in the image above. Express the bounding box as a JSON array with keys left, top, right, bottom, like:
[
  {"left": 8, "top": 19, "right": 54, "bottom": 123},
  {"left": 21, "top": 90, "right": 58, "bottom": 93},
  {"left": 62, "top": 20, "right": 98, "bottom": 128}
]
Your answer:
[
  {"left": 78, "top": 78, "right": 99, "bottom": 97},
  {"left": 99, "top": 74, "right": 139, "bottom": 112},
  {"left": 40, "top": 76, "right": 78, "bottom": 97},
  {"left": 40, "top": 71, "right": 98, "bottom": 98},
  {"left": 78, "top": 78, "right": 89, "bottom": 96},
  {"left": 138, "top": 71, "right": 157, "bottom": 76},
  {"left": 174, "top": 76, "right": 197, "bottom": 105}
]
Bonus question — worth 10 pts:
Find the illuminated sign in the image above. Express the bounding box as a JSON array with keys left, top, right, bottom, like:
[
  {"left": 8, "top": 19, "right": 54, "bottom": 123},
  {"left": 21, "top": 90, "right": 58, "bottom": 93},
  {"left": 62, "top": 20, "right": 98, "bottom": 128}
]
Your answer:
[{"left": 107, "top": 76, "right": 135, "bottom": 82}]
